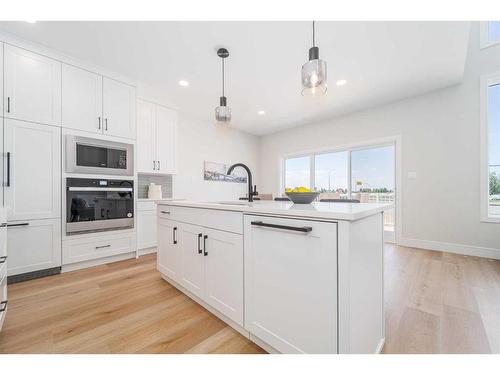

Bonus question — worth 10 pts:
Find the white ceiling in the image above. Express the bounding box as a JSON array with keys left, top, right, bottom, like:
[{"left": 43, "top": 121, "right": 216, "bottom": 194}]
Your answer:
[{"left": 0, "top": 21, "right": 470, "bottom": 135}]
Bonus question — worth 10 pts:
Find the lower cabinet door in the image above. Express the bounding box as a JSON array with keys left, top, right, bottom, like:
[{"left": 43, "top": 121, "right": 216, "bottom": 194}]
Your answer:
[
  {"left": 157, "top": 217, "right": 181, "bottom": 283},
  {"left": 204, "top": 228, "right": 243, "bottom": 326},
  {"left": 0, "top": 266, "right": 7, "bottom": 331},
  {"left": 244, "top": 215, "right": 338, "bottom": 354},
  {"left": 137, "top": 209, "right": 157, "bottom": 250},
  {"left": 178, "top": 223, "right": 205, "bottom": 299},
  {"left": 7, "top": 218, "right": 61, "bottom": 276}
]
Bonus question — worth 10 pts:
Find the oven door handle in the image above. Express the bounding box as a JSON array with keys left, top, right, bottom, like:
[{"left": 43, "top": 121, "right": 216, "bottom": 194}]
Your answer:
[{"left": 67, "top": 187, "right": 133, "bottom": 192}]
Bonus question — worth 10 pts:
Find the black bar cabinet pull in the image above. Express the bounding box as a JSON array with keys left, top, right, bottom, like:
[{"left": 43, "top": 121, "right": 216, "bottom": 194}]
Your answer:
[
  {"left": 105, "top": 118, "right": 108, "bottom": 131},
  {"left": 6, "top": 222, "right": 29, "bottom": 227},
  {"left": 0, "top": 300, "right": 7, "bottom": 313},
  {"left": 173, "top": 227, "right": 177, "bottom": 244},
  {"left": 203, "top": 235, "right": 208, "bottom": 256},
  {"left": 198, "top": 233, "right": 203, "bottom": 254},
  {"left": 6, "top": 152, "right": 11, "bottom": 187},
  {"left": 250, "top": 221, "right": 312, "bottom": 233},
  {"left": 153, "top": 161, "right": 156, "bottom": 170},
  {"left": 0, "top": 256, "right": 7, "bottom": 264},
  {"left": 158, "top": 161, "right": 160, "bottom": 170},
  {"left": 98, "top": 116, "right": 101, "bottom": 129},
  {"left": 7, "top": 97, "right": 10, "bottom": 113},
  {"left": 160, "top": 211, "right": 170, "bottom": 214},
  {"left": 95, "top": 244, "right": 111, "bottom": 249}
]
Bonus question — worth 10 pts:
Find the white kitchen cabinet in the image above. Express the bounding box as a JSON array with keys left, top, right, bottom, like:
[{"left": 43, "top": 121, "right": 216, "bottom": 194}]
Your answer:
[
  {"left": 137, "top": 99, "right": 177, "bottom": 174},
  {"left": 137, "top": 201, "right": 157, "bottom": 251},
  {"left": 137, "top": 100, "right": 156, "bottom": 173},
  {"left": 62, "top": 64, "right": 103, "bottom": 134},
  {"left": 204, "top": 227, "right": 243, "bottom": 325},
  {"left": 178, "top": 223, "right": 205, "bottom": 299},
  {"left": 244, "top": 215, "right": 338, "bottom": 354},
  {"left": 4, "top": 44, "right": 61, "bottom": 126},
  {"left": 0, "top": 43, "right": 3, "bottom": 115},
  {"left": 4, "top": 119, "right": 61, "bottom": 221},
  {"left": 7, "top": 218, "right": 61, "bottom": 276},
  {"left": 155, "top": 105, "right": 177, "bottom": 174},
  {"left": 62, "top": 231, "right": 136, "bottom": 265},
  {"left": 157, "top": 217, "right": 182, "bottom": 283},
  {"left": 103, "top": 77, "right": 136, "bottom": 139}
]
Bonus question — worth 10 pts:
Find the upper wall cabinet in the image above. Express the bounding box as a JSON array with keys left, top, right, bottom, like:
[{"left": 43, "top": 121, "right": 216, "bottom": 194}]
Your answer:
[
  {"left": 103, "top": 77, "right": 136, "bottom": 139},
  {"left": 62, "top": 68, "right": 136, "bottom": 140},
  {"left": 137, "top": 99, "right": 177, "bottom": 175},
  {"left": 62, "top": 64, "right": 102, "bottom": 134},
  {"left": 4, "top": 44, "right": 61, "bottom": 126}
]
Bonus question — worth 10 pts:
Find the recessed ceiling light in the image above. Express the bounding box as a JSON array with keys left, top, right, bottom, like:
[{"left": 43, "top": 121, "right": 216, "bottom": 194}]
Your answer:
[
  {"left": 336, "top": 79, "right": 347, "bottom": 86},
  {"left": 178, "top": 80, "right": 189, "bottom": 87},
  {"left": 257, "top": 110, "right": 265, "bottom": 115}
]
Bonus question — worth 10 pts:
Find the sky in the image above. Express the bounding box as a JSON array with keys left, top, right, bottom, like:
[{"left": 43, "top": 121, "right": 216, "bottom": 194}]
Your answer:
[
  {"left": 285, "top": 145, "right": 395, "bottom": 192},
  {"left": 489, "top": 83, "right": 500, "bottom": 173}
]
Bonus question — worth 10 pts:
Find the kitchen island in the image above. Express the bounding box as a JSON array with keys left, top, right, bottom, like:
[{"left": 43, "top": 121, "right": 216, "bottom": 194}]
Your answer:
[{"left": 155, "top": 200, "right": 392, "bottom": 354}]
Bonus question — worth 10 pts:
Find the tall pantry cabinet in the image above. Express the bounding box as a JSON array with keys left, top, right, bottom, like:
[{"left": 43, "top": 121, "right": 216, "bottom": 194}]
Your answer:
[{"left": 1, "top": 43, "right": 62, "bottom": 277}]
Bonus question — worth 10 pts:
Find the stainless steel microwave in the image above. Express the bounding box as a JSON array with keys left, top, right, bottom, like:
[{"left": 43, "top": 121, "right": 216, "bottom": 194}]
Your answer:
[{"left": 66, "top": 135, "right": 134, "bottom": 176}]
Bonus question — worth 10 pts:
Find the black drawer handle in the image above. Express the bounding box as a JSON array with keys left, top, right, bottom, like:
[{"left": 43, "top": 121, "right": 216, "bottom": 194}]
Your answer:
[
  {"left": 0, "top": 256, "right": 7, "bottom": 264},
  {"left": 198, "top": 233, "right": 202, "bottom": 254},
  {"left": 160, "top": 211, "right": 170, "bottom": 214},
  {"left": 203, "top": 235, "right": 208, "bottom": 256},
  {"left": 7, "top": 222, "right": 29, "bottom": 227},
  {"left": 95, "top": 244, "right": 111, "bottom": 249},
  {"left": 173, "top": 227, "right": 177, "bottom": 244},
  {"left": 0, "top": 300, "right": 7, "bottom": 313},
  {"left": 6, "top": 152, "right": 11, "bottom": 187},
  {"left": 250, "top": 221, "right": 312, "bottom": 233}
]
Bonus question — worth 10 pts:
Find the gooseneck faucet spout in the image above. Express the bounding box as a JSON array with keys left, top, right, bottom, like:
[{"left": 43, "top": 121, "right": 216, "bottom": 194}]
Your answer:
[{"left": 227, "top": 163, "right": 256, "bottom": 202}]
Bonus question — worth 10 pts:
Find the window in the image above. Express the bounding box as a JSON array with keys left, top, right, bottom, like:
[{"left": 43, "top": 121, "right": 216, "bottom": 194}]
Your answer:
[
  {"left": 482, "top": 74, "right": 500, "bottom": 221},
  {"left": 480, "top": 21, "right": 500, "bottom": 49},
  {"left": 282, "top": 143, "right": 396, "bottom": 239},
  {"left": 314, "top": 152, "right": 348, "bottom": 193},
  {"left": 284, "top": 156, "right": 311, "bottom": 190}
]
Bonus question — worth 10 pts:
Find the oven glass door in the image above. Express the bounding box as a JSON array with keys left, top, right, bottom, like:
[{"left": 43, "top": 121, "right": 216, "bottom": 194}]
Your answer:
[
  {"left": 66, "top": 188, "right": 133, "bottom": 232},
  {"left": 76, "top": 143, "right": 127, "bottom": 170}
]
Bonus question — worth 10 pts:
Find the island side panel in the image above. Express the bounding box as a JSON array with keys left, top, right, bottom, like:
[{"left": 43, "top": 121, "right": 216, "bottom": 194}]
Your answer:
[{"left": 338, "top": 213, "right": 384, "bottom": 354}]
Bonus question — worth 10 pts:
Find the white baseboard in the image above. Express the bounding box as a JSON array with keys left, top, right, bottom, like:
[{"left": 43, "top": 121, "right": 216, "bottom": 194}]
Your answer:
[
  {"left": 399, "top": 237, "right": 500, "bottom": 260},
  {"left": 62, "top": 252, "right": 136, "bottom": 272},
  {"left": 138, "top": 247, "right": 157, "bottom": 256}
]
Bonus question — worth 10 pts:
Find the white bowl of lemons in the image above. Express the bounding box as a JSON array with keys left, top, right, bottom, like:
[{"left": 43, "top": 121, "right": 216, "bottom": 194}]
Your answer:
[{"left": 284, "top": 187, "right": 320, "bottom": 204}]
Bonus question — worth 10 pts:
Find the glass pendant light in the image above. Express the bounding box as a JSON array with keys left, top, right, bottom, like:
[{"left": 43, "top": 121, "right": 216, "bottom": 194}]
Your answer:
[
  {"left": 301, "top": 21, "right": 327, "bottom": 96},
  {"left": 215, "top": 48, "right": 231, "bottom": 125}
]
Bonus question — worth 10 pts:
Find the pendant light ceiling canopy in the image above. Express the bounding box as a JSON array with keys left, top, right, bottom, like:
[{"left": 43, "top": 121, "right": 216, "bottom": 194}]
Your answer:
[
  {"left": 215, "top": 47, "right": 232, "bottom": 125},
  {"left": 301, "top": 21, "right": 327, "bottom": 96}
]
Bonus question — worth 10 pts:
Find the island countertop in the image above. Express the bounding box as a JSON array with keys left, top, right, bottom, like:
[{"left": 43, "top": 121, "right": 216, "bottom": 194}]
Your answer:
[{"left": 155, "top": 199, "right": 393, "bottom": 221}]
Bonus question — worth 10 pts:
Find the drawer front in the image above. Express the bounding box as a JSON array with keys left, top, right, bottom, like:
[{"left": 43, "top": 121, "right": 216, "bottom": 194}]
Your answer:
[
  {"left": 244, "top": 215, "right": 338, "bottom": 353},
  {"left": 137, "top": 201, "right": 156, "bottom": 211},
  {"left": 63, "top": 232, "right": 136, "bottom": 265},
  {"left": 158, "top": 205, "right": 243, "bottom": 234}
]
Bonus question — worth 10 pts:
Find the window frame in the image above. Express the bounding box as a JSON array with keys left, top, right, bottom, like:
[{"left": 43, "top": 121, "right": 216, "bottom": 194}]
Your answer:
[
  {"left": 480, "top": 72, "right": 500, "bottom": 223},
  {"left": 480, "top": 21, "right": 500, "bottom": 50}
]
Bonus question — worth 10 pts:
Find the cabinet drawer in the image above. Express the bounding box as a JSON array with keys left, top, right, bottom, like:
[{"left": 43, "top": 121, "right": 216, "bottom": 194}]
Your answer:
[
  {"left": 158, "top": 205, "right": 243, "bottom": 234},
  {"left": 63, "top": 232, "right": 136, "bottom": 265}
]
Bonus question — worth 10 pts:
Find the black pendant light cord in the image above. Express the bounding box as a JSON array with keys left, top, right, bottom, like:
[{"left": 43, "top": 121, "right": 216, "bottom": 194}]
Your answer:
[{"left": 222, "top": 57, "right": 225, "bottom": 97}]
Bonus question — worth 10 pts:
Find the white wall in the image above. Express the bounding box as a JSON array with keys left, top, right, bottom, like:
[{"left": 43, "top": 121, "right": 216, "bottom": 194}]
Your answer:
[
  {"left": 173, "top": 114, "right": 260, "bottom": 201},
  {"left": 259, "top": 23, "right": 500, "bottom": 258}
]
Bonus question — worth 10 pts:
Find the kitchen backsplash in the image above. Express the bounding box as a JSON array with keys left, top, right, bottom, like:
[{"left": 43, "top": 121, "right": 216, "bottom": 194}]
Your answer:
[{"left": 138, "top": 174, "right": 173, "bottom": 199}]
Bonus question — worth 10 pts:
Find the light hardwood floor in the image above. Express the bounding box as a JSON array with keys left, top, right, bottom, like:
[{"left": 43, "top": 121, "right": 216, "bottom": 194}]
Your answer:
[{"left": 0, "top": 244, "right": 499, "bottom": 354}]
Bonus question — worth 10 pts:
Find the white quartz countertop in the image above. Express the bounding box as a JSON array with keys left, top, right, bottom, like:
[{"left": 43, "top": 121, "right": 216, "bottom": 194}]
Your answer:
[{"left": 155, "top": 199, "right": 393, "bottom": 221}]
